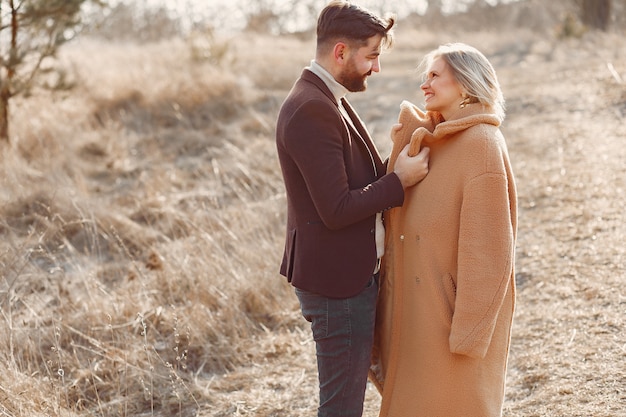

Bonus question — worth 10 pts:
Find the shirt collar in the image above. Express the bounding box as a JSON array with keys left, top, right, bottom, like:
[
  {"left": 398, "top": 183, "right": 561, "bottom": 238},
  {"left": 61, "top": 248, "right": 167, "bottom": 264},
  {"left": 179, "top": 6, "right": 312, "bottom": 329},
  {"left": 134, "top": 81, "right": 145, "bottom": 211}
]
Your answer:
[{"left": 307, "top": 60, "right": 349, "bottom": 104}]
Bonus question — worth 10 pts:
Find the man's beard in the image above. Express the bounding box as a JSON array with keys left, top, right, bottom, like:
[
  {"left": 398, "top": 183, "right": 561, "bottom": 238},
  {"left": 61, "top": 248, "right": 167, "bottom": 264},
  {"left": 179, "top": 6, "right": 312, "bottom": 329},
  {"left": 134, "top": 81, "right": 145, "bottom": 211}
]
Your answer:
[{"left": 338, "top": 58, "right": 370, "bottom": 92}]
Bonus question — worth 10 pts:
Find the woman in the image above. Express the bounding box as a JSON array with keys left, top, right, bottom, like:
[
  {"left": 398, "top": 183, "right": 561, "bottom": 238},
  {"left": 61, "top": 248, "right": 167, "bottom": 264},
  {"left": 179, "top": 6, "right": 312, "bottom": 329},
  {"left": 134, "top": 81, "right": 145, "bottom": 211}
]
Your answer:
[{"left": 370, "top": 43, "right": 518, "bottom": 416}]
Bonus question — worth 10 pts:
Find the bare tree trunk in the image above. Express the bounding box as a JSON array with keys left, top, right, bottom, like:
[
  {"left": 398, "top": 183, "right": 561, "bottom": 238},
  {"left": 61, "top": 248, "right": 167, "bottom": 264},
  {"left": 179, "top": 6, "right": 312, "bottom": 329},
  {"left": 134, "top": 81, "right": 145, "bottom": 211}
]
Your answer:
[
  {"left": 581, "top": 0, "right": 612, "bottom": 31},
  {"left": 0, "top": 0, "right": 93, "bottom": 142},
  {"left": 0, "top": 1, "right": 4, "bottom": 142},
  {"left": 0, "top": 0, "right": 18, "bottom": 142},
  {"left": 0, "top": 89, "right": 8, "bottom": 141}
]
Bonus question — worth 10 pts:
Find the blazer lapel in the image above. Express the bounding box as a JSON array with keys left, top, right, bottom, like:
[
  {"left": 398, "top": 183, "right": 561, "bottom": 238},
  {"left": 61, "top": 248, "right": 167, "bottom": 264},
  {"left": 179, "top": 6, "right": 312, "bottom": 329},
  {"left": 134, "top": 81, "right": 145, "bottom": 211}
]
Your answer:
[
  {"left": 340, "top": 98, "right": 369, "bottom": 141},
  {"left": 341, "top": 98, "right": 384, "bottom": 175}
]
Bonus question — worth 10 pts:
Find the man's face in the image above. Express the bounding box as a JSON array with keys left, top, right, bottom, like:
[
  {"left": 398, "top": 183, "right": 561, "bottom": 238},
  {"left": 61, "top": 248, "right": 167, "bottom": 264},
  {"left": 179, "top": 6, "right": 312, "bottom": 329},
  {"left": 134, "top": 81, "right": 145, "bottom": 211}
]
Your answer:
[{"left": 337, "top": 35, "right": 383, "bottom": 92}]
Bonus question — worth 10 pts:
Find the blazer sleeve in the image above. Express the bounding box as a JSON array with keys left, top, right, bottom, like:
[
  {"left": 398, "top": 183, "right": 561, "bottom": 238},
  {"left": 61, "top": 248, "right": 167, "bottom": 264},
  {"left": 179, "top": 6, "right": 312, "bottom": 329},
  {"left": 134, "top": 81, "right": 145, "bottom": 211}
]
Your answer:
[{"left": 283, "top": 99, "right": 403, "bottom": 230}]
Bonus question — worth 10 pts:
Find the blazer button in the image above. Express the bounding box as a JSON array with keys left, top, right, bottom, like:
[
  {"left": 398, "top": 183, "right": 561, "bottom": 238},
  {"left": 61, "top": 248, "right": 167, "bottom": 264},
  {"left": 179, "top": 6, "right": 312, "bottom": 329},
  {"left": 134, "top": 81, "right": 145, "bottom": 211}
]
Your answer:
[{"left": 370, "top": 228, "right": 375, "bottom": 234}]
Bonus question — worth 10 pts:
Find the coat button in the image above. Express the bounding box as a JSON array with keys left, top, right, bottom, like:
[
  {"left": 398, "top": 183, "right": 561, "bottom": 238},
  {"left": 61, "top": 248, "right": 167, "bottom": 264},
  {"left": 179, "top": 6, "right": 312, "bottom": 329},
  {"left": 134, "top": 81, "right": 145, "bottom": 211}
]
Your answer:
[
  {"left": 400, "top": 235, "right": 405, "bottom": 241},
  {"left": 370, "top": 228, "right": 375, "bottom": 234}
]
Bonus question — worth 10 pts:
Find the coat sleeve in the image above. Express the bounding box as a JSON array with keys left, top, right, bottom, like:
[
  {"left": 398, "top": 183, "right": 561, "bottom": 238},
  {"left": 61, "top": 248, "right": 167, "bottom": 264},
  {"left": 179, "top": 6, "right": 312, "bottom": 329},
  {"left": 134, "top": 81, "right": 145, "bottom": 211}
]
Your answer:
[
  {"left": 449, "top": 171, "right": 515, "bottom": 359},
  {"left": 284, "top": 99, "right": 404, "bottom": 230}
]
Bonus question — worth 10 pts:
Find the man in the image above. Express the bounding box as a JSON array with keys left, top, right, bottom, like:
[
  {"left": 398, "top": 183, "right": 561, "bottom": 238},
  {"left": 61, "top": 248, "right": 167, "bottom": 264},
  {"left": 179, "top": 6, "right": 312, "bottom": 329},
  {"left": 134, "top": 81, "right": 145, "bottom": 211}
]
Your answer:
[{"left": 275, "top": 1, "right": 430, "bottom": 416}]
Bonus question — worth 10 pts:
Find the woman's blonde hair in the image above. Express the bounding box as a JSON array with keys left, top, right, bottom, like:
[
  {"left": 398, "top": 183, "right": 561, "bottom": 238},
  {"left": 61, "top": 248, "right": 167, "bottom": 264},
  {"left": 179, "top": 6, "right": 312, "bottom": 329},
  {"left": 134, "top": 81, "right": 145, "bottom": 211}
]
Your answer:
[{"left": 419, "top": 43, "right": 505, "bottom": 121}]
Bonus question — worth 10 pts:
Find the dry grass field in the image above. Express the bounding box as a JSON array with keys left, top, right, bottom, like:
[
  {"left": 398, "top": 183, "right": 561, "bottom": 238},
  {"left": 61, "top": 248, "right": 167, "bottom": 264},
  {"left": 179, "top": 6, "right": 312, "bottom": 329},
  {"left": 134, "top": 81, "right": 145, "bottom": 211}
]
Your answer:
[{"left": 0, "top": 1, "right": 624, "bottom": 416}]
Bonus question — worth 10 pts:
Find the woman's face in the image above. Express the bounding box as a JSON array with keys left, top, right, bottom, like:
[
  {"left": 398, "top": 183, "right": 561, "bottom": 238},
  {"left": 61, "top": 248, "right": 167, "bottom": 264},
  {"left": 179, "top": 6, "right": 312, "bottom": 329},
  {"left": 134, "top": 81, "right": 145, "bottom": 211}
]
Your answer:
[{"left": 420, "top": 56, "right": 464, "bottom": 120}]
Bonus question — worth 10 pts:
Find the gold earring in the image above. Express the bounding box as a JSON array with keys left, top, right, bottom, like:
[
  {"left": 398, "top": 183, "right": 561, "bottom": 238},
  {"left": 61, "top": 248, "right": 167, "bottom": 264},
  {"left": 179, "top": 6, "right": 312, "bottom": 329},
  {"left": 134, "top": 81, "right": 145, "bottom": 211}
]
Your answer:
[{"left": 459, "top": 95, "right": 471, "bottom": 109}]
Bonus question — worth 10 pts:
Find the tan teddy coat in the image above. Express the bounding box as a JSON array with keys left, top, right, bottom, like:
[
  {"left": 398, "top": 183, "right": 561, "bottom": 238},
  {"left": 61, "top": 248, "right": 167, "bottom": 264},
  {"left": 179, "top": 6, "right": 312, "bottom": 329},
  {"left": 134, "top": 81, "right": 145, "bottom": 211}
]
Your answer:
[{"left": 370, "top": 101, "right": 518, "bottom": 417}]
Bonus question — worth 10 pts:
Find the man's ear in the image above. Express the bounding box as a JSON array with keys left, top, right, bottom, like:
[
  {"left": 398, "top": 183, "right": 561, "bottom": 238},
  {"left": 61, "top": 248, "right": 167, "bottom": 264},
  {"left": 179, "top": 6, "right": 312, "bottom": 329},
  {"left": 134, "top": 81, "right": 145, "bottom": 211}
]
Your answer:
[{"left": 333, "top": 42, "right": 348, "bottom": 64}]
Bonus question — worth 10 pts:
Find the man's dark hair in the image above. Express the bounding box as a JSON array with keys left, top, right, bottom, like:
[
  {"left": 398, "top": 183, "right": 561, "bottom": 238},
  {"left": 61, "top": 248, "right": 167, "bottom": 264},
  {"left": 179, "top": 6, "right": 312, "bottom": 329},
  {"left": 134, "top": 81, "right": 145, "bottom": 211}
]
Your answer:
[{"left": 316, "top": 1, "right": 395, "bottom": 53}]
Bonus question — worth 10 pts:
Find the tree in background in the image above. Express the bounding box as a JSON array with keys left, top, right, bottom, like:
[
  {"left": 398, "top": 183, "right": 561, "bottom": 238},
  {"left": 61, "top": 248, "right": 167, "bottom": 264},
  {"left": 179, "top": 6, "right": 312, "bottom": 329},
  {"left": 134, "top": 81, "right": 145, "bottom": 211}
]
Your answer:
[
  {"left": 0, "top": 0, "right": 104, "bottom": 142},
  {"left": 581, "top": 0, "right": 612, "bottom": 30}
]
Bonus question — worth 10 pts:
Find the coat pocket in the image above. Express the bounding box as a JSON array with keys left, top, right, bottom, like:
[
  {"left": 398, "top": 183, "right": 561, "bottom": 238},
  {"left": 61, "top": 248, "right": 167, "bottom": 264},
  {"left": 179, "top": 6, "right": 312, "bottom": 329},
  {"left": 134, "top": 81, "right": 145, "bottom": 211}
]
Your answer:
[{"left": 437, "top": 273, "right": 457, "bottom": 325}]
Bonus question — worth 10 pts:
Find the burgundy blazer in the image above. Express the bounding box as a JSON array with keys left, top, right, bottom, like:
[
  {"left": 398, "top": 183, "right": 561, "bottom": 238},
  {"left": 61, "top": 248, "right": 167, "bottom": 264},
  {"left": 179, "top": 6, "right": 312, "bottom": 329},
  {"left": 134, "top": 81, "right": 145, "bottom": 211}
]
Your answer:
[{"left": 275, "top": 69, "right": 404, "bottom": 298}]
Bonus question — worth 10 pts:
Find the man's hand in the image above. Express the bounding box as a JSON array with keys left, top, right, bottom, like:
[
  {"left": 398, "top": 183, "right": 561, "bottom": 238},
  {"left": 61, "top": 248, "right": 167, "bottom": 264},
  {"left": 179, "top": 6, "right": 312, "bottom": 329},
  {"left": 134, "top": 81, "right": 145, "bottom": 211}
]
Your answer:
[{"left": 394, "top": 144, "right": 430, "bottom": 188}]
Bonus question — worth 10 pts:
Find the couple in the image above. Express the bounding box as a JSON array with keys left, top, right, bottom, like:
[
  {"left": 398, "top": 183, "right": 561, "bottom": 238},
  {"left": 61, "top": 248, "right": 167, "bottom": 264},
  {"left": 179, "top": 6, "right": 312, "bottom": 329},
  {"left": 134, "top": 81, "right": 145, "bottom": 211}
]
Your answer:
[{"left": 275, "top": 1, "right": 518, "bottom": 416}]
